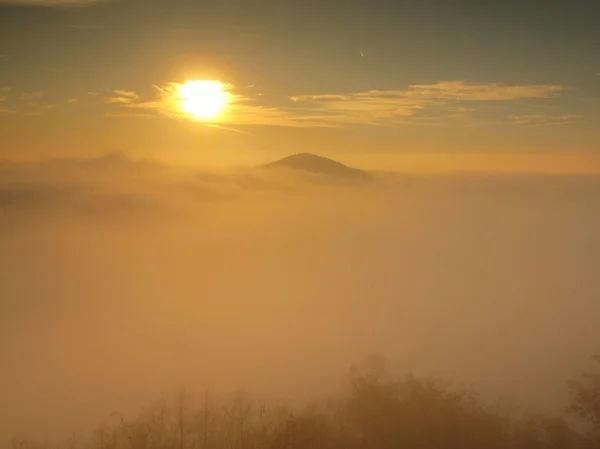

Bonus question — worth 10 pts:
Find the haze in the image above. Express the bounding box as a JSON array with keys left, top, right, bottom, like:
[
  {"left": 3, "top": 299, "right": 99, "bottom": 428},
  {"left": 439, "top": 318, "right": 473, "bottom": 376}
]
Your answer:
[
  {"left": 1, "top": 153, "right": 599, "bottom": 445},
  {"left": 2, "top": 0, "right": 600, "bottom": 447}
]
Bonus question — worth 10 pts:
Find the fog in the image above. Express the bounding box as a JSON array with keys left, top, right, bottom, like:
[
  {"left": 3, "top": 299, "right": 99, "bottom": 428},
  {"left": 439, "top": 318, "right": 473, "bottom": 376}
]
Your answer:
[{"left": 2, "top": 153, "right": 600, "bottom": 445}]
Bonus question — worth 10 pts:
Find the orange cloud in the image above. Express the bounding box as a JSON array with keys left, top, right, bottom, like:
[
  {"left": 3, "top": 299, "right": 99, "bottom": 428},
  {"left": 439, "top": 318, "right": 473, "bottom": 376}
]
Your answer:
[
  {"left": 106, "top": 90, "right": 140, "bottom": 104},
  {"left": 0, "top": 87, "right": 10, "bottom": 102},
  {"left": 106, "top": 83, "right": 336, "bottom": 129},
  {"left": 0, "top": 88, "right": 62, "bottom": 115},
  {"left": 104, "top": 80, "right": 573, "bottom": 129},
  {"left": 103, "top": 111, "right": 155, "bottom": 118},
  {"left": 507, "top": 114, "right": 584, "bottom": 128},
  {"left": 406, "top": 81, "right": 568, "bottom": 101},
  {"left": 289, "top": 81, "right": 570, "bottom": 126}
]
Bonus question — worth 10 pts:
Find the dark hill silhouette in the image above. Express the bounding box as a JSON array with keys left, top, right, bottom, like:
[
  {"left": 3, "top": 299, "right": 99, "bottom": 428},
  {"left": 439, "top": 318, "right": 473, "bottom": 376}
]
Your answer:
[{"left": 264, "top": 153, "right": 371, "bottom": 181}]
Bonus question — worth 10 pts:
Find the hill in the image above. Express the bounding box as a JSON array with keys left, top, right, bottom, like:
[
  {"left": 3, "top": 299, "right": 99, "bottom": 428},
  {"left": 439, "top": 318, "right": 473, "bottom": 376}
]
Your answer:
[{"left": 263, "top": 153, "right": 371, "bottom": 181}]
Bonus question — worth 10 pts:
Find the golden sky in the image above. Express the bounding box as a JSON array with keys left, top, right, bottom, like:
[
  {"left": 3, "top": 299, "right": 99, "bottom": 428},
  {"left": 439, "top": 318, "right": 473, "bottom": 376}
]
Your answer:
[{"left": 1, "top": 0, "right": 600, "bottom": 172}]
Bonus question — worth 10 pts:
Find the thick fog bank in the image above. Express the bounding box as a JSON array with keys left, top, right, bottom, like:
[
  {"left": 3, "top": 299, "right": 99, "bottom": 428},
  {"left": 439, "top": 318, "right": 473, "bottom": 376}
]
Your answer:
[{"left": 2, "top": 156, "right": 600, "bottom": 443}]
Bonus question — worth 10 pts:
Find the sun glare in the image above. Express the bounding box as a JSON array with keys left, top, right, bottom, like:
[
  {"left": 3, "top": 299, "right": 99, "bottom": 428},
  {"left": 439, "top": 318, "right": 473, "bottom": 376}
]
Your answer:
[{"left": 178, "top": 80, "right": 229, "bottom": 120}]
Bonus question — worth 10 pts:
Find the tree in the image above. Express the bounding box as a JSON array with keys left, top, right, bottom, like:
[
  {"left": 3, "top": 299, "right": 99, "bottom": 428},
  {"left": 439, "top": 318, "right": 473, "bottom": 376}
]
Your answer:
[{"left": 567, "top": 355, "right": 600, "bottom": 431}]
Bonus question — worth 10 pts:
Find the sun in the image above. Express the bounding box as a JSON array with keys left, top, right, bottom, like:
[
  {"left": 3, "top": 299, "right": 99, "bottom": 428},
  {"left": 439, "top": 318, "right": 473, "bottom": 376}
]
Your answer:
[{"left": 177, "top": 80, "right": 229, "bottom": 120}]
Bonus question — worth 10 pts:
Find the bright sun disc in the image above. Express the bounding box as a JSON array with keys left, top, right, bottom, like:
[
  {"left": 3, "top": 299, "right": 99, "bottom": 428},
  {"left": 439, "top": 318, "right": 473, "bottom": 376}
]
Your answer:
[{"left": 178, "top": 80, "right": 228, "bottom": 120}]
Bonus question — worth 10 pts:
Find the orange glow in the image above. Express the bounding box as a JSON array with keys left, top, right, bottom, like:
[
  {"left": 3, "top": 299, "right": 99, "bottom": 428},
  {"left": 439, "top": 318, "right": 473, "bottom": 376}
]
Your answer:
[{"left": 177, "top": 80, "right": 229, "bottom": 120}]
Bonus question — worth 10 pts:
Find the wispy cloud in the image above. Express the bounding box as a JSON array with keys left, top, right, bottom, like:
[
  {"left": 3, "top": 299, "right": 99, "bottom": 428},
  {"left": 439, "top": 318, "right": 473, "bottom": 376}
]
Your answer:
[
  {"left": 67, "top": 98, "right": 79, "bottom": 104},
  {"left": 404, "top": 81, "right": 568, "bottom": 101},
  {"left": 289, "top": 81, "right": 569, "bottom": 126},
  {"left": 104, "top": 80, "right": 573, "bottom": 129},
  {"left": 0, "top": 87, "right": 10, "bottom": 102},
  {"left": 102, "top": 111, "right": 155, "bottom": 119},
  {"left": 203, "top": 123, "right": 254, "bottom": 135},
  {"left": 507, "top": 114, "right": 584, "bottom": 128},
  {"left": 0, "top": 87, "right": 16, "bottom": 114},
  {"left": 22, "top": 104, "right": 60, "bottom": 116},
  {"left": 0, "top": 88, "right": 66, "bottom": 115},
  {"left": 15, "top": 91, "right": 59, "bottom": 115},
  {"left": 20, "top": 91, "right": 44, "bottom": 101},
  {"left": 106, "top": 83, "right": 334, "bottom": 129},
  {"left": 106, "top": 89, "right": 140, "bottom": 104},
  {"left": 290, "top": 91, "right": 426, "bottom": 126}
]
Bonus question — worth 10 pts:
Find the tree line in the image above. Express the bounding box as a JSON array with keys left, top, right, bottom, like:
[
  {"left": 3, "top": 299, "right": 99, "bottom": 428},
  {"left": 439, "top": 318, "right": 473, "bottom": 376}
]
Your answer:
[{"left": 10, "top": 354, "right": 600, "bottom": 449}]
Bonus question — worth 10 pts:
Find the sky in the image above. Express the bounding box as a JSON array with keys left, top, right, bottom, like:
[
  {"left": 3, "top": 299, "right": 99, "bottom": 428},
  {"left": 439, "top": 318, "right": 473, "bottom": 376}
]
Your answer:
[
  {"left": 3, "top": 1, "right": 600, "bottom": 444},
  {"left": 1, "top": 0, "right": 600, "bottom": 171}
]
